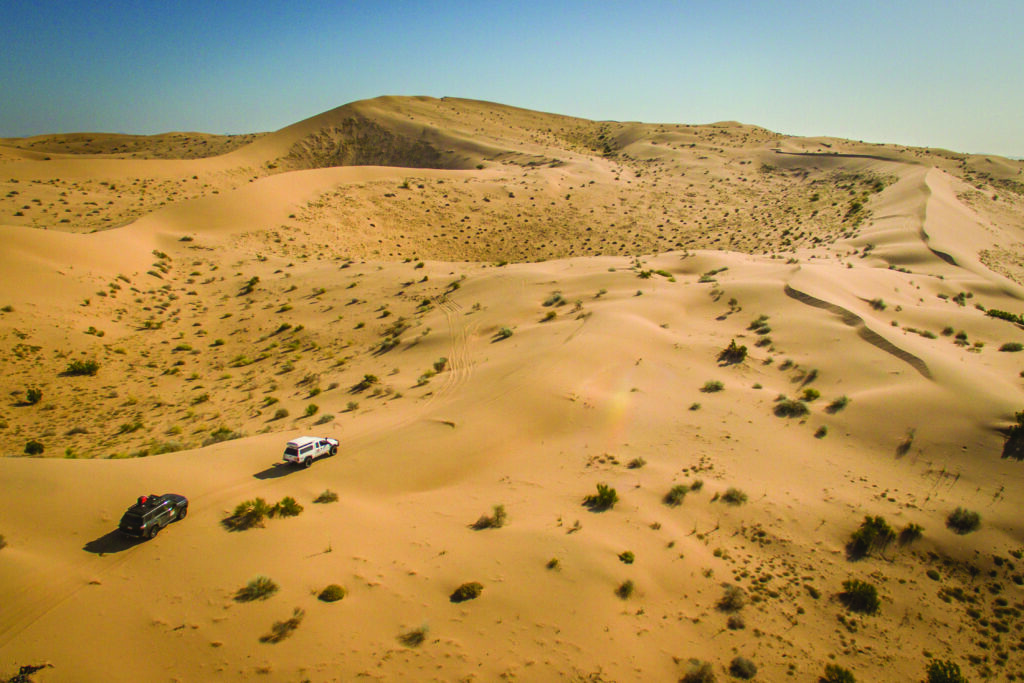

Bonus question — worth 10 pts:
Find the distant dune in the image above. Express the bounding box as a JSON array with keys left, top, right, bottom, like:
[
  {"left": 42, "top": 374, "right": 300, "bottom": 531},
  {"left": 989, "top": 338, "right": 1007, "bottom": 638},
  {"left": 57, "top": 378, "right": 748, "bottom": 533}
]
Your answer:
[{"left": 1, "top": 96, "right": 1024, "bottom": 682}]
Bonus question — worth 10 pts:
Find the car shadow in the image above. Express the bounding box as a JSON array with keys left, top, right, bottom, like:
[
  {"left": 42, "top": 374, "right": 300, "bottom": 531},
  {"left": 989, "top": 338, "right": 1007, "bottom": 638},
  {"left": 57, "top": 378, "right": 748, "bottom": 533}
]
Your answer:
[
  {"left": 253, "top": 463, "right": 300, "bottom": 480},
  {"left": 83, "top": 530, "right": 142, "bottom": 555}
]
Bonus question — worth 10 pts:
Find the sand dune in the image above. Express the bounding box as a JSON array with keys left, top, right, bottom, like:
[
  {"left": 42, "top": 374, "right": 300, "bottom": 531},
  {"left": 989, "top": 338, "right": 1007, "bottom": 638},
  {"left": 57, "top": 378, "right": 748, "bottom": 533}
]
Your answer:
[{"left": 2, "top": 97, "right": 1024, "bottom": 681}]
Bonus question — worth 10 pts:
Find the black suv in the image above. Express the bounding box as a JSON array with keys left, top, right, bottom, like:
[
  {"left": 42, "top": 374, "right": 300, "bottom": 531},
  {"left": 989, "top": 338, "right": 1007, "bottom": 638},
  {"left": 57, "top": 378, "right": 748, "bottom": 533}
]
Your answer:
[{"left": 118, "top": 493, "right": 188, "bottom": 539}]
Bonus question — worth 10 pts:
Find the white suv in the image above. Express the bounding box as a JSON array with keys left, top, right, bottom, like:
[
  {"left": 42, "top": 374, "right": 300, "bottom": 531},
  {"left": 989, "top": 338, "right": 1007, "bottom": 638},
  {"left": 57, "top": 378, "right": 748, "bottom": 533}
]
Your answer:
[{"left": 283, "top": 436, "right": 338, "bottom": 468}]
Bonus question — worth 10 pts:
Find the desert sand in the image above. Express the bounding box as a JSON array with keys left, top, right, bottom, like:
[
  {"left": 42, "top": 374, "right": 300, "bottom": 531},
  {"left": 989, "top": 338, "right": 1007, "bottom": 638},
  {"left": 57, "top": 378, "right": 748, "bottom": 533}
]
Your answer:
[{"left": 2, "top": 96, "right": 1024, "bottom": 681}]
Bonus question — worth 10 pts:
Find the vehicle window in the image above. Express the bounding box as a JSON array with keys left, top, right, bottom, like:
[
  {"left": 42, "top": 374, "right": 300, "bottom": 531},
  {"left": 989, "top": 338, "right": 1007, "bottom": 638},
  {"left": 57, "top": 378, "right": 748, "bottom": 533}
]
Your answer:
[
  {"left": 285, "top": 446, "right": 299, "bottom": 456},
  {"left": 300, "top": 445, "right": 311, "bottom": 454}
]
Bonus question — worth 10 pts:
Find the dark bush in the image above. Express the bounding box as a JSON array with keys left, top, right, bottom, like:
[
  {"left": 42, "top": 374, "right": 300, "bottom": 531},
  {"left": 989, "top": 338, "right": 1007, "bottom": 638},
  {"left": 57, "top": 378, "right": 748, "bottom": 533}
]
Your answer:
[
  {"left": 223, "top": 498, "right": 271, "bottom": 531},
  {"left": 583, "top": 483, "right": 618, "bottom": 511},
  {"left": 615, "top": 579, "right": 634, "bottom": 599},
  {"left": 450, "top": 582, "right": 483, "bottom": 603},
  {"left": 839, "top": 579, "right": 879, "bottom": 614},
  {"left": 472, "top": 504, "right": 507, "bottom": 529},
  {"left": 681, "top": 661, "right": 716, "bottom": 683},
  {"left": 717, "top": 584, "right": 746, "bottom": 612},
  {"left": 729, "top": 656, "right": 757, "bottom": 679},
  {"left": 718, "top": 339, "right": 747, "bottom": 364},
  {"left": 820, "top": 664, "right": 856, "bottom": 683},
  {"left": 946, "top": 507, "right": 980, "bottom": 534},
  {"left": 259, "top": 607, "right": 304, "bottom": 643},
  {"left": 774, "top": 398, "right": 809, "bottom": 418},
  {"left": 235, "top": 576, "right": 278, "bottom": 602},
  {"left": 847, "top": 516, "right": 895, "bottom": 558},
  {"left": 898, "top": 523, "right": 923, "bottom": 545},
  {"left": 24, "top": 387, "right": 42, "bottom": 405},
  {"left": 317, "top": 584, "right": 346, "bottom": 602},
  {"left": 313, "top": 489, "right": 339, "bottom": 504},
  {"left": 62, "top": 359, "right": 99, "bottom": 376},
  {"left": 24, "top": 440, "right": 44, "bottom": 456},
  {"left": 925, "top": 659, "right": 966, "bottom": 683},
  {"left": 663, "top": 484, "right": 688, "bottom": 507},
  {"left": 269, "top": 496, "right": 303, "bottom": 518}
]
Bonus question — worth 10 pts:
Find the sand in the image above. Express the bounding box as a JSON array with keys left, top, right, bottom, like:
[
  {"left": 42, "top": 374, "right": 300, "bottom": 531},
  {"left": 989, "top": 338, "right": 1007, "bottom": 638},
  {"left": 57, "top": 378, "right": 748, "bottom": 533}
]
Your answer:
[{"left": 2, "top": 96, "right": 1024, "bottom": 682}]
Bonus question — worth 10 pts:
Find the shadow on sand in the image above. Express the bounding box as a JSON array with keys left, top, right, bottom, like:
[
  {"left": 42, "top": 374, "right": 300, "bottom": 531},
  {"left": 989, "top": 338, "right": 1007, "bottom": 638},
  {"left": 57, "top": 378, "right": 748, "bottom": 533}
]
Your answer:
[{"left": 83, "top": 530, "right": 141, "bottom": 555}]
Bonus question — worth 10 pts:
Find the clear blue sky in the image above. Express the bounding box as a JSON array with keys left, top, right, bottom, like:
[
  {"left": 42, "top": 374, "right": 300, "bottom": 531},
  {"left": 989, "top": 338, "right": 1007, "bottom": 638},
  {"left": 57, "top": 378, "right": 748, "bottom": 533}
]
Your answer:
[{"left": 2, "top": 1, "right": 1021, "bottom": 156}]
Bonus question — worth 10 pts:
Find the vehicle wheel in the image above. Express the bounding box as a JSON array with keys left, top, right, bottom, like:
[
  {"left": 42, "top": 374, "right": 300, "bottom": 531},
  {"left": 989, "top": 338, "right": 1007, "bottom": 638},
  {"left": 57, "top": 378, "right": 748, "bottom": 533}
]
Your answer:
[
  {"left": 303, "top": 458, "right": 313, "bottom": 469},
  {"left": 149, "top": 525, "right": 160, "bottom": 539},
  {"left": 178, "top": 505, "right": 188, "bottom": 520},
  {"left": 330, "top": 445, "right": 338, "bottom": 456}
]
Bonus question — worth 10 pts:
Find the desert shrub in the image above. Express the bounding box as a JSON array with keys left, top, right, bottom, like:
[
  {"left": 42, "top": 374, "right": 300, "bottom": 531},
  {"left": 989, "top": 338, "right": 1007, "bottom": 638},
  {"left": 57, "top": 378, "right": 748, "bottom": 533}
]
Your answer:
[
  {"left": 224, "top": 497, "right": 271, "bottom": 530},
  {"left": 305, "top": 403, "right": 319, "bottom": 417},
  {"left": 721, "top": 488, "right": 748, "bottom": 505},
  {"left": 701, "top": 380, "right": 724, "bottom": 393},
  {"left": 398, "top": 625, "right": 428, "bottom": 647},
  {"left": 235, "top": 575, "right": 279, "bottom": 602},
  {"left": 543, "top": 292, "right": 566, "bottom": 307},
  {"left": 495, "top": 326, "right": 513, "bottom": 340},
  {"left": 627, "top": 457, "right": 646, "bottom": 469},
  {"left": 1004, "top": 410, "right": 1024, "bottom": 460},
  {"left": 847, "top": 516, "right": 895, "bottom": 558},
  {"left": 826, "top": 395, "right": 850, "bottom": 413},
  {"left": 270, "top": 496, "right": 303, "bottom": 518},
  {"left": 450, "top": 582, "right": 483, "bottom": 603},
  {"left": 946, "top": 507, "right": 981, "bottom": 534},
  {"left": 926, "top": 569, "right": 941, "bottom": 581},
  {"left": 615, "top": 579, "right": 635, "bottom": 599},
  {"left": 314, "top": 413, "right": 334, "bottom": 425},
  {"left": 689, "top": 479, "right": 704, "bottom": 492},
  {"left": 774, "top": 398, "right": 809, "bottom": 417},
  {"left": 62, "top": 359, "right": 99, "bottom": 376},
  {"left": 542, "top": 310, "right": 556, "bottom": 322},
  {"left": 24, "top": 387, "right": 42, "bottom": 405},
  {"left": 718, "top": 339, "right": 747, "bottom": 364},
  {"left": 472, "top": 504, "right": 507, "bottom": 530},
  {"left": 839, "top": 579, "right": 880, "bottom": 614},
  {"left": 204, "top": 426, "right": 242, "bottom": 446},
  {"left": 717, "top": 584, "right": 746, "bottom": 612},
  {"left": 801, "top": 388, "right": 821, "bottom": 401},
  {"left": 352, "top": 374, "right": 378, "bottom": 392},
  {"left": 681, "top": 660, "right": 716, "bottom": 683},
  {"left": 272, "top": 408, "right": 289, "bottom": 420},
  {"left": 925, "top": 659, "right": 966, "bottom": 683},
  {"left": 317, "top": 584, "right": 346, "bottom": 602},
  {"left": 815, "top": 426, "right": 828, "bottom": 438},
  {"left": 664, "top": 484, "right": 688, "bottom": 507},
  {"left": 869, "top": 298, "right": 886, "bottom": 311},
  {"left": 729, "top": 657, "right": 757, "bottom": 679},
  {"left": 583, "top": 483, "right": 618, "bottom": 511},
  {"left": 898, "top": 523, "right": 924, "bottom": 545},
  {"left": 1000, "top": 342, "right": 1024, "bottom": 352},
  {"left": 259, "top": 607, "right": 304, "bottom": 643},
  {"left": 618, "top": 551, "right": 635, "bottom": 564},
  {"left": 313, "top": 489, "right": 339, "bottom": 504},
  {"left": 820, "top": 664, "right": 856, "bottom": 683},
  {"left": 726, "top": 614, "right": 745, "bottom": 630},
  {"left": 433, "top": 357, "right": 448, "bottom": 372},
  {"left": 895, "top": 428, "right": 915, "bottom": 456},
  {"left": 24, "top": 440, "right": 44, "bottom": 456}
]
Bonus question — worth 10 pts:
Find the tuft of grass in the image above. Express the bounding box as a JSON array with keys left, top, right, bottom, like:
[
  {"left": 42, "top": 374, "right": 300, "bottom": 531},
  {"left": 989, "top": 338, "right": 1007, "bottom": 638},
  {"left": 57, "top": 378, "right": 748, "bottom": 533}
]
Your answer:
[
  {"left": 821, "top": 664, "right": 857, "bottom": 683},
  {"left": 925, "top": 659, "right": 967, "bottom": 683},
  {"left": 546, "top": 558, "right": 560, "bottom": 570},
  {"left": 898, "top": 523, "right": 923, "bottom": 545},
  {"left": 663, "top": 484, "right": 688, "bottom": 507},
  {"left": 269, "top": 496, "right": 303, "bottom": 518},
  {"left": 235, "top": 576, "right": 279, "bottom": 602},
  {"left": 729, "top": 657, "right": 757, "bottom": 680},
  {"left": 847, "top": 516, "right": 895, "bottom": 558},
  {"left": 317, "top": 584, "right": 346, "bottom": 602},
  {"left": 720, "top": 488, "right": 748, "bottom": 505},
  {"left": 450, "top": 582, "right": 483, "bottom": 603},
  {"left": 583, "top": 483, "right": 618, "bottom": 511},
  {"left": 946, "top": 507, "right": 980, "bottom": 535},
  {"left": 839, "top": 579, "right": 880, "bottom": 614},
  {"left": 398, "top": 625, "right": 428, "bottom": 647},
  {"left": 62, "top": 359, "right": 99, "bottom": 376},
  {"left": 826, "top": 395, "right": 851, "bottom": 413},
  {"left": 680, "top": 660, "right": 716, "bottom": 683},
  {"left": 626, "top": 457, "right": 646, "bottom": 469},
  {"left": 259, "top": 607, "right": 304, "bottom": 643},
  {"left": 313, "top": 489, "right": 339, "bottom": 504},
  {"left": 272, "top": 408, "right": 289, "bottom": 420},
  {"left": 495, "top": 326, "right": 513, "bottom": 340},
  {"left": 701, "top": 380, "right": 724, "bottom": 393},
  {"left": 618, "top": 551, "right": 635, "bottom": 564},
  {"left": 615, "top": 579, "right": 635, "bottom": 599},
  {"left": 224, "top": 497, "right": 271, "bottom": 531},
  {"left": 471, "top": 504, "right": 507, "bottom": 530},
  {"left": 774, "top": 397, "right": 809, "bottom": 417},
  {"left": 801, "top": 388, "right": 820, "bottom": 402},
  {"left": 717, "top": 583, "right": 746, "bottom": 612},
  {"left": 717, "top": 339, "right": 747, "bottom": 364}
]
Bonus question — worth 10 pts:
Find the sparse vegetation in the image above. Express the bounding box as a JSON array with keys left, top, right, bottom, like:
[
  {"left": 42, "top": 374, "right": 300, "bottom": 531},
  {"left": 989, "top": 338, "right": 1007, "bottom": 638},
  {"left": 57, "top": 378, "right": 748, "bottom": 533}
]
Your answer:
[
  {"left": 847, "top": 516, "right": 895, "bottom": 558},
  {"left": 317, "top": 584, "right": 346, "bottom": 602},
  {"left": 62, "top": 359, "right": 99, "bottom": 376},
  {"left": 729, "top": 657, "right": 757, "bottom": 680},
  {"left": 839, "top": 579, "right": 880, "bottom": 614},
  {"left": 235, "top": 576, "right": 279, "bottom": 602},
  {"left": 224, "top": 498, "right": 271, "bottom": 531},
  {"left": 925, "top": 659, "right": 967, "bottom": 683},
  {"left": 471, "top": 504, "right": 507, "bottom": 530},
  {"left": 450, "top": 582, "right": 483, "bottom": 603},
  {"left": 820, "top": 664, "right": 856, "bottom": 683},
  {"left": 259, "top": 607, "right": 304, "bottom": 643},
  {"left": 313, "top": 489, "right": 339, "bottom": 504},
  {"left": 583, "top": 483, "right": 618, "bottom": 511},
  {"left": 717, "top": 339, "right": 747, "bottom": 364},
  {"left": 946, "top": 507, "right": 981, "bottom": 534},
  {"left": 663, "top": 484, "right": 688, "bottom": 507},
  {"left": 720, "top": 488, "right": 748, "bottom": 505}
]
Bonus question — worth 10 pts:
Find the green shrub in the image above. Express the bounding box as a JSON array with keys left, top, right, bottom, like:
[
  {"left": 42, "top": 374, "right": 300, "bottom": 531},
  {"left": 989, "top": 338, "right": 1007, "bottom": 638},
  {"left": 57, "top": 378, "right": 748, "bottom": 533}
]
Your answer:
[
  {"left": 815, "top": 426, "right": 828, "bottom": 438},
  {"left": 495, "top": 326, "right": 513, "bottom": 340},
  {"left": 839, "top": 579, "right": 880, "bottom": 614},
  {"left": 24, "top": 440, "right": 44, "bottom": 456},
  {"left": 925, "top": 660, "right": 966, "bottom": 683},
  {"left": 615, "top": 579, "right": 635, "bottom": 599},
  {"left": 450, "top": 582, "right": 483, "bottom": 603},
  {"left": 317, "top": 584, "right": 346, "bottom": 602},
  {"left": 869, "top": 298, "right": 886, "bottom": 311},
  {"left": 472, "top": 504, "right": 507, "bottom": 530},
  {"left": 352, "top": 374, "right": 378, "bottom": 392},
  {"left": 663, "top": 484, "right": 688, "bottom": 507},
  {"left": 235, "top": 575, "right": 278, "bottom": 602},
  {"left": 898, "top": 523, "right": 923, "bottom": 545},
  {"left": 826, "top": 395, "right": 850, "bottom": 413},
  {"left": 721, "top": 488, "right": 748, "bottom": 505},
  {"left": 24, "top": 387, "right": 42, "bottom": 405},
  {"left": 681, "top": 660, "right": 716, "bottom": 683},
  {"left": 313, "top": 489, "right": 339, "bottom": 504},
  {"left": 305, "top": 403, "right": 319, "bottom": 417},
  {"left": 820, "top": 664, "right": 856, "bottom": 683},
  {"left": 224, "top": 497, "right": 271, "bottom": 530},
  {"left": 62, "top": 359, "right": 99, "bottom": 376},
  {"left": 801, "top": 388, "right": 821, "bottom": 401},
  {"left": 618, "top": 551, "right": 635, "bottom": 564},
  {"left": 433, "top": 357, "right": 448, "bottom": 372},
  {"left": 398, "top": 625, "right": 428, "bottom": 647},
  {"left": 259, "top": 607, "right": 304, "bottom": 643},
  {"left": 583, "top": 483, "right": 618, "bottom": 511},
  {"left": 626, "top": 457, "right": 646, "bottom": 469},
  {"left": 848, "top": 516, "right": 895, "bottom": 558},
  {"left": 717, "top": 584, "right": 746, "bottom": 612},
  {"left": 946, "top": 507, "right": 980, "bottom": 534},
  {"left": 546, "top": 558, "right": 560, "bottom": 570},
  {"left": 272, "top": 408, "right": 289, "bottom": 420},
  {"left": 774, "top": 398, "right": 809, "bottom": 417},
  {"left": 203, "top": 426, "right": 241, "bottom": 446},
  {"left": 1000, "top": 342, "right": 1023, "bottom": 352},
  {"left": 701, "top": 380, "right": 724, "bottom": 393},
  {"left": 717, "top": 339, "right": 747, "bottom": 364},
  {"left": 270, "top": 496, "right": 303, "bottom": 518},
  {"left": 729, "top": 657, "right": 757, "bottom": 679}
]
